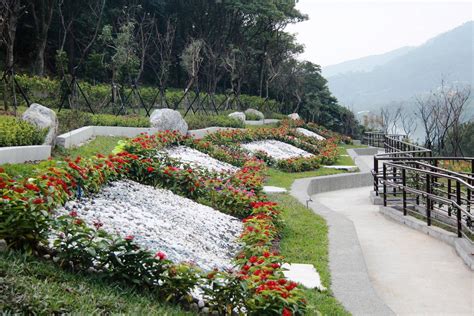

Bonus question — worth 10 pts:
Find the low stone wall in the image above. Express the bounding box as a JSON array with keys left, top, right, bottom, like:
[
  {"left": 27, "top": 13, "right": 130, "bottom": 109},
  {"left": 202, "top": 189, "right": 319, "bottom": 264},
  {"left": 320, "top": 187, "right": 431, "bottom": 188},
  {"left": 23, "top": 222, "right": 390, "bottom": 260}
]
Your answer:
[
  {"left": 56, "top": 126, "right": 161, "bottom": 149},
  {"left": 351, "top": 147, "right": 380, "bottom": 156},
  {"left": 0, "top": 145, "right": 52, "bottom": 164},
  {"left": 244, "top": 119, "right": 280, "bottom": 126},
  {"left": 306, "top": 172, "right": 373, "bottom": 196}
]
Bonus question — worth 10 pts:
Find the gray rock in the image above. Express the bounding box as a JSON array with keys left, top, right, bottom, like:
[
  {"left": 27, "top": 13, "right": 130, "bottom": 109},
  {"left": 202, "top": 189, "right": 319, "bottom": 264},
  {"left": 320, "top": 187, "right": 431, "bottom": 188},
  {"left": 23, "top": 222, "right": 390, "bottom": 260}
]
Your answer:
[
  {"left": 288, "top": 113, "right": 301, "bottom": 120},
  {"left": 21, "top": 103, "right": 58, "bottom": 145},
  {"left": 0, "top": 239, "right": 7, "bottom": 252},
  {"left": 244, "top": 108, "right": 264, "bottom": 120},
  {"left": 150, "top": 109, "right": 188, "bottom": 135},
  {"left": 228, "top": 111, "right": 246, "bottom": 123},
  {"left": 190, "top": 303, "right": 199, "bottom": 313}
]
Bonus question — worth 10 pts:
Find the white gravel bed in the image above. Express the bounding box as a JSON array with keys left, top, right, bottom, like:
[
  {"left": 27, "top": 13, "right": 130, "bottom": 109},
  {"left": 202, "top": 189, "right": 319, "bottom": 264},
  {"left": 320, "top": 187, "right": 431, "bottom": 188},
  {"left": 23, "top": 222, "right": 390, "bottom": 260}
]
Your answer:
[
  {"left": 55, "top": 180, "right": 243, "bottom": 271},
  {"left": 158, "top": 146, "right": 239, "bottom": 173},
  {"left": 296, "top": 128, "right": 325, "bottom": 140},
  {"left": 241, "top": 140, "right": 314, "bottom": 160}
]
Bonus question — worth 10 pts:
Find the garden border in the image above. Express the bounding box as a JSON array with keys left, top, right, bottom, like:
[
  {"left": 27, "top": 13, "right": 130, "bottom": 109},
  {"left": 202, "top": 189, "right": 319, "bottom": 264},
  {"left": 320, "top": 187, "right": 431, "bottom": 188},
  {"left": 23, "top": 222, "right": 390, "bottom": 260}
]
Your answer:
[{"left": 0, "top": 145, "right": 52, "bottom": 164}]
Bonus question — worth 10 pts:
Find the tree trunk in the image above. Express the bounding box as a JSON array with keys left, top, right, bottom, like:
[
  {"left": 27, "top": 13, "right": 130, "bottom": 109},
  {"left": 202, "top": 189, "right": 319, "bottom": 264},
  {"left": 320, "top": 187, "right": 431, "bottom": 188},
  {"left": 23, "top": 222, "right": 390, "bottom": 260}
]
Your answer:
[{"left": 30, "top": 0, "right": 56, "bottom": 76}]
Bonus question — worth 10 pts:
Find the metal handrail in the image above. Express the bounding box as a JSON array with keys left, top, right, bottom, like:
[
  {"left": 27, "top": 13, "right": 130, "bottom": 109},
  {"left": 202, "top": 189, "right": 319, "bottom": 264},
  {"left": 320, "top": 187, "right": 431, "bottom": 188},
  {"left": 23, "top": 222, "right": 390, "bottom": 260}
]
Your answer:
[{"left": 365, "top": 132, "right": 473, "bottom": 240}]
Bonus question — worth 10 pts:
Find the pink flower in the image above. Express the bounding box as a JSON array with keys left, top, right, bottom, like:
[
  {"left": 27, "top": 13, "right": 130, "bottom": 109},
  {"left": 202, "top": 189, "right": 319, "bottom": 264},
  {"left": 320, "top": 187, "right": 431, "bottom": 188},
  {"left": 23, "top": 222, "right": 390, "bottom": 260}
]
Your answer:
[
  {"left": 155, "top": 251, "right": 167, "bottom": 260},
  {"left": 93, "top": 220, "right": 103, "bottom": 229},
  {"left": 125, "top": 235, "right": 134, "bottom": 241}
]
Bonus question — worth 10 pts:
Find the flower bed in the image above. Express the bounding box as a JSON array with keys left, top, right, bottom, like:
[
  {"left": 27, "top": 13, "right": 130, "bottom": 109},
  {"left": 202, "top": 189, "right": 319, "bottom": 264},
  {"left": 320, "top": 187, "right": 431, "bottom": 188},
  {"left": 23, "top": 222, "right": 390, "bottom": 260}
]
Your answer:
[
  {"left": 242, "top": 140, "right": 313, "bottom": 160},
  {"left": 281, "top": 119, "right": 353, "bottom": 144},
  {"left": 1, "top": 130, "right": 307, "bottom": 315},
  {"left": 158, "top": 145, "right": 239, "bottom": 174},
  {"left": 56, "top": 179, "right": 243, "bottom": 271},
  {"left": 199, "top": 127, "right": 339, "bottom": 172}
]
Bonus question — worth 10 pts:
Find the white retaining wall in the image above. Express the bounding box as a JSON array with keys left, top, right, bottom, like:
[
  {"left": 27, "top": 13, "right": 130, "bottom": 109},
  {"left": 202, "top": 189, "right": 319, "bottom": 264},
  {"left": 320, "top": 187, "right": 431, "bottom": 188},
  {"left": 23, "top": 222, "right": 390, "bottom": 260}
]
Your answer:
[
  {"left": 56, "top": 126, "right": 160, "bottom": 149},
  {"left": 0, "top": 145, "right": 51, "bottom": 164}
]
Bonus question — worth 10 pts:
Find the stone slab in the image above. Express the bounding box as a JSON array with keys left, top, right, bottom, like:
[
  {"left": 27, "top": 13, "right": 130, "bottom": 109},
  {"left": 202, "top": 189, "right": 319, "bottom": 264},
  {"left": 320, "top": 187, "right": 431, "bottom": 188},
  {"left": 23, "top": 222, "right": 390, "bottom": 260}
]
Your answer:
[
  {"left": 0, "top": 145, "right": 51, "bottom": 164},
  {"left": 282, "top": 263, "right": 326, "bottom": 291},
  {"left": 263, "top": 186, "right": 287, "bottom": 194},
  {"left": 244, "top": 119, "right": 280, "bottom": 125},
  {"left": 323, "top": 165, "right": 358, "bottom": 171}
]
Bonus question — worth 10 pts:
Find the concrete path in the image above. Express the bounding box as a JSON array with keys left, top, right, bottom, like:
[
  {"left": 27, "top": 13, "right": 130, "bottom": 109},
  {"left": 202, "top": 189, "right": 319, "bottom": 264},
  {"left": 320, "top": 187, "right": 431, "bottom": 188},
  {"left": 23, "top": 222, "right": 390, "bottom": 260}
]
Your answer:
[{"left": 315, "top": 186, "right": 473, "bottom": 315}]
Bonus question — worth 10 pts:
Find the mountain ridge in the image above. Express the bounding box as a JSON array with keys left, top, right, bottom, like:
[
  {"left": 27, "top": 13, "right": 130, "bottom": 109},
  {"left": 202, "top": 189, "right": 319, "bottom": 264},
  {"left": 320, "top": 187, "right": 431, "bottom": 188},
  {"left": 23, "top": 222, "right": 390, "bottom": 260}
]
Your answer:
[{"left": 324, "top": 21, "right": 474, "bottom": 112}]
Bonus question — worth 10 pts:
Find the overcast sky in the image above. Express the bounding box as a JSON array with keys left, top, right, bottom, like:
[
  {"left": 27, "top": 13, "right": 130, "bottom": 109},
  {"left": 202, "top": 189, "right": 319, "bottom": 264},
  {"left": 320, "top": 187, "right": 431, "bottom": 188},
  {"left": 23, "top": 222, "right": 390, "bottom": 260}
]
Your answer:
[{"left": 286, "top": 0, "right": 473, "bottom": 67}]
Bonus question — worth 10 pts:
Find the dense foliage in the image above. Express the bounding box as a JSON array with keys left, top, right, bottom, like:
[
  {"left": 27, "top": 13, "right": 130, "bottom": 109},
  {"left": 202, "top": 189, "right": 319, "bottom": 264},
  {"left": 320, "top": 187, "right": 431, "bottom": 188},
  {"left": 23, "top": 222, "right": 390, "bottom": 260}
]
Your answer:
[
  {"left": 0, "top": 115, "right": 47, "bottom": 147},
  {"left": 0, "top": 0, "right": 361, "bottom": 137}
]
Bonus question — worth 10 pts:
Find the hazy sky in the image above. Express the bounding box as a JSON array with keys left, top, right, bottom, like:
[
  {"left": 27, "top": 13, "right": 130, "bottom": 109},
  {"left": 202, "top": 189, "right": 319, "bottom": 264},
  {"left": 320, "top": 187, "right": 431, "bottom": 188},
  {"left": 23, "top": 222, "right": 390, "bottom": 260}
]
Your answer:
[{"left": 286, "top": 0, "right": 473, "bottom": 67}]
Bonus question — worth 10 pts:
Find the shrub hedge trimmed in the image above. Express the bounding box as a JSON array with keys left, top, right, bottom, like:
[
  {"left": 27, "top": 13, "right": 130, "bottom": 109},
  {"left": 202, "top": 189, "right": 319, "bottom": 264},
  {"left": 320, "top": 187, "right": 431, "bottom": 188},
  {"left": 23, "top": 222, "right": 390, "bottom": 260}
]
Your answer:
[{"left": 0, "top": 115, "right": 47, "bottom": 147}]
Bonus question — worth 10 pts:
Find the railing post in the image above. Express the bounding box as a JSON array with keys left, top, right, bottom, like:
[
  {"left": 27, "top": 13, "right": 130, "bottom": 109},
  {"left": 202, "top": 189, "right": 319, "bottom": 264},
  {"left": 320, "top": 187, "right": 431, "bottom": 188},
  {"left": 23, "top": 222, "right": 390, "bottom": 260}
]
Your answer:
[
  {"left": 402, "top": 168, "right": 407, "bottom": 216},
  {"left": 383, "top": 164, "right": 387, "bottom": 207},
  {"left": 448, "top": 179, "right": 452, "bottom": 216},
  {"left": 374, "top": 156, "right": 379, "bottom": 196},
  {"left": 426, "top": 173, "right": 431, "bottom": 226},
  {"left": 456, "top": 181, "right": 462, "bottom": 238}
]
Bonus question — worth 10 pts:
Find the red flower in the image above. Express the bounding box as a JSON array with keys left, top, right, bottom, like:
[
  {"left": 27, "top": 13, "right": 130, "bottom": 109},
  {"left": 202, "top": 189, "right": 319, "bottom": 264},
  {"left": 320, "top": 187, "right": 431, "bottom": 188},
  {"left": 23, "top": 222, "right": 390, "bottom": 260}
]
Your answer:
[
  {"left": 69, "top": 210, "right": 78, "bottom": 217},
  {"left": 125, "top": 235, "right": 134, "bottom": 241},
  {"left": 155, "top": 251, "right": 167, "bottom": 260},
  {"left": 147, "top": 166, "right": 154, "bottom": 173},
  {"left": 74, "top": 219, "right": 83, "bottom": 225},
  {"left": 249, "top": 256, "right": 258, "bottom": 264},
  {"left": 32, "top": 198, "right": 44, "bottom": 204}
]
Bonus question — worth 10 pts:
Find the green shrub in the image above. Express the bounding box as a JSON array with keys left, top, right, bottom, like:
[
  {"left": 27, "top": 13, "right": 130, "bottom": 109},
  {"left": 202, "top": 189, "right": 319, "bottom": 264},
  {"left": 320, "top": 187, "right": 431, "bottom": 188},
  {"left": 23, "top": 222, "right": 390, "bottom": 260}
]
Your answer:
[
  {"left": 57, "top": 110, "right": 150, "bottom": 134},
  {"left": 185, "top": 113, "right": 244, "bottom": 130},
  {"left": 0, "top": 115, "right": 47, "bottom": 147},
  {"left": 90, "top": 114, "right": 149, "bottom": 127},
  {"left": 245, "top": 112, "right": 262, "bottom": 121}
]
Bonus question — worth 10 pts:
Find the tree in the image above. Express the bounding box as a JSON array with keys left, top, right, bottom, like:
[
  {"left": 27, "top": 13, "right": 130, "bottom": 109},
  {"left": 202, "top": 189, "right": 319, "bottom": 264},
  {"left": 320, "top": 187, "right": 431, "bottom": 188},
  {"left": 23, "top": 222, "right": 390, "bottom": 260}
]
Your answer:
[
  {"left": 28, "top": 0, "right": 57, "bottom": 76},
  {"left": 416, "top": 81, "right": 472, "bottom": 155}
]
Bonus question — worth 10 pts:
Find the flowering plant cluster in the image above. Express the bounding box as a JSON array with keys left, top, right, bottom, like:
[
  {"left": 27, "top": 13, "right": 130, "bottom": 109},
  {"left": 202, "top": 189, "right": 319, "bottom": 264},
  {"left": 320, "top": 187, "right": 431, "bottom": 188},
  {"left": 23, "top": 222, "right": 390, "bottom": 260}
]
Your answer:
[
  {"left": 1, "top": 130, "right": 309, "bottom": 315},
  {"left": 201, "top": 127, "right": 339, "bottom": 172},
  {"left": 281, "top": 119, "right": 353, "bottom": 145}
]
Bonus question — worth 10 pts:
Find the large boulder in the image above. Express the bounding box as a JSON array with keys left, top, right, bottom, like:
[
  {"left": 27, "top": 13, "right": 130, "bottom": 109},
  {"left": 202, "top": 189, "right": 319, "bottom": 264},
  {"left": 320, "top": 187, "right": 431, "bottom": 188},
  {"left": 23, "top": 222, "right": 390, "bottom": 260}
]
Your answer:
[
  {"left": 228, "top": 111, "right": 246, "bottom": 123},
  {"left": 288, "top": 113, "right": 301, "bottom": 120},
  {"left": 21, "top": 103, "right": 58, "bottom": 146},
  {"left": 244, "top": 108, "right": 264, "bottom": 120},
  {"left": 150, "top": 109, "right": 188, "bottom": 135}
]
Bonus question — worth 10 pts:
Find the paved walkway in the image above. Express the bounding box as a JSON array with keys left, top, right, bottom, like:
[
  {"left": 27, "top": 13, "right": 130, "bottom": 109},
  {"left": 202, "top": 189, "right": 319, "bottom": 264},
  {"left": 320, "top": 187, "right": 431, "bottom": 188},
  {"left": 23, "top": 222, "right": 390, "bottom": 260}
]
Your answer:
[
  {"left": 316, "top": 187, "right": 473, "bottom": 315},
  {"left": 291, "top": 149, "right": 473, "bottom": 315}
]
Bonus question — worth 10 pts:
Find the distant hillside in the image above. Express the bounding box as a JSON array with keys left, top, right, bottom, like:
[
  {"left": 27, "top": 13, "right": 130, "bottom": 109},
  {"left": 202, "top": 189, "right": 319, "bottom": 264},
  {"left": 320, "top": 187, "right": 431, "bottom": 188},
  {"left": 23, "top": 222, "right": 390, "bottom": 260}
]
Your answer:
[
  {"left": 325, "top": 21, "right": 474, "bottom": 112},
  {"left": 322, "top": 46, "right": 414, "bottom": 77}
]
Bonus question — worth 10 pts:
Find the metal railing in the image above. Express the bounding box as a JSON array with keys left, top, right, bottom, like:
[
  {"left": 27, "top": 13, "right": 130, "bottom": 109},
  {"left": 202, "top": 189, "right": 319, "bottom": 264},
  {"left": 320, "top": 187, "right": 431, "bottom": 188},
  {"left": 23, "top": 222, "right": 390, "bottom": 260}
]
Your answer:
[{"left": 366, "top": 132, "right": 473, "bottom": 240}]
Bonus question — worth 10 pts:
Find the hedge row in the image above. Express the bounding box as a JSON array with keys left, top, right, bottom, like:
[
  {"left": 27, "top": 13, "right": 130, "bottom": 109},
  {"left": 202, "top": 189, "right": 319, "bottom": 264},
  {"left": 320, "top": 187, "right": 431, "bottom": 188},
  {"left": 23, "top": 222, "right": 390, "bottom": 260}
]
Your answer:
[
  {"left": 9, "top": 74, "right": 281, "bottom": 114},
  {"left": 0, "top": 115, "right": 47, "bottom": 147}
]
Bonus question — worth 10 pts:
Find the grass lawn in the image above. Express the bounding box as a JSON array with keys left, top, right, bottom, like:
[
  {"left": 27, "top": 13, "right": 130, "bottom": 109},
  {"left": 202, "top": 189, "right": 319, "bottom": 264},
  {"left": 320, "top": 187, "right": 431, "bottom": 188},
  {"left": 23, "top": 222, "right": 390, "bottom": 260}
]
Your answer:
[
  {"left": 0, "top": 136, "right": 125, "bottom": 179},
  {"left": 0, "top": 252, "right": 193, "bottom": 315},
  {"left": 272, "top": 194, "right": 350, "bottom": 316},
  {"left": 265, "top": 146, "right": 357, "bottom": 315},
  {"left": 265, "top": 144, "right": 363, "bottom": 190}
]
